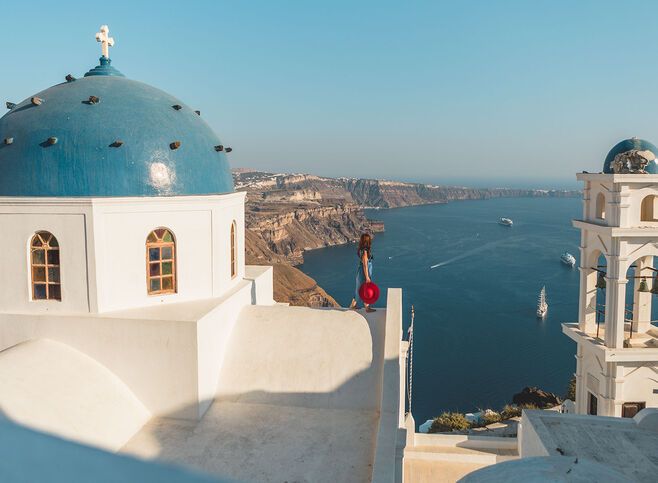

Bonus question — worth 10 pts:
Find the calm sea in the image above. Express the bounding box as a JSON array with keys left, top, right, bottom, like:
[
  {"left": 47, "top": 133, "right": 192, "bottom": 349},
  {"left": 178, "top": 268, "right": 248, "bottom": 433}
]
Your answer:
[{"left": 299, "top": 197, "right": 581, "bottom": 426}]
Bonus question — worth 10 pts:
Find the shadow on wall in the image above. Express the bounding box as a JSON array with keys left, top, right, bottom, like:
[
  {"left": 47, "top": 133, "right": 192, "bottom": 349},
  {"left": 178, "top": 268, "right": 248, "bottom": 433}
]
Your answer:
[
  {"left": 121, "top": 360, "right": 403, "bottom": 483},
  {"left": 0, "top": 417, "right": 227, "bottom": 483},
  {"left": 120, "top": 306, "right": 402, "bottom": 483}
]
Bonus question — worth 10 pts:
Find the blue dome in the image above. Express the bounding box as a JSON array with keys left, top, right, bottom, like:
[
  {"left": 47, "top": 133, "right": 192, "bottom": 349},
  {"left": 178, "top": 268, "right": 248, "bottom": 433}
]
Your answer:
[
  {"left": 603, "top": 138, "right": 658, "bottom": 174},
  {"left": 0, "top": 58, "right": 233, "bottom": 197}
]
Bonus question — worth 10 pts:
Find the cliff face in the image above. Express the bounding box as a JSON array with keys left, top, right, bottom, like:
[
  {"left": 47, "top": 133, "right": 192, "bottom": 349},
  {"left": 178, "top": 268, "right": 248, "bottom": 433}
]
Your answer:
[
  {"left": 246, "top": 203, "right": 367, "bottom": 265},
  {"left": 344, "top": 178, "right": 577, "bottom": 208},
  {"left": 271, "top": 263, "right": 338, "bottom": 307},
  {"left": 244, "top": 229, "right": 339, "bottom": 307}
]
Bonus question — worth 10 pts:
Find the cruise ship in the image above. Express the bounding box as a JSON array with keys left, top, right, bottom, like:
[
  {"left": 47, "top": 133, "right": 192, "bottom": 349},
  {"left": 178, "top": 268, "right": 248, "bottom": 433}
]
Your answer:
[
  {"left": 561, "top": 252, "right": 576, "bottom": 267},
  {"left": 537, "top": 286, "right": 548, "bottom": 319}
]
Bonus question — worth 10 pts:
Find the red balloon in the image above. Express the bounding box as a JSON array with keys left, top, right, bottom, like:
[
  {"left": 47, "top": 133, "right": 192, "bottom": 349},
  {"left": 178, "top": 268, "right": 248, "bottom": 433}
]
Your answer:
[{"left": 358, "top": 282, "right": 380, "bottom": 305}]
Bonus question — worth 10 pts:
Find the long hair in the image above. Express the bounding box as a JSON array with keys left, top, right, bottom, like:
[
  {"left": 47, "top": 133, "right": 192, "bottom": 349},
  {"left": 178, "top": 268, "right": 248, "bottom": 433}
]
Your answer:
[{"left": 358, "top": 233, "right": 372, "bottom": 256}]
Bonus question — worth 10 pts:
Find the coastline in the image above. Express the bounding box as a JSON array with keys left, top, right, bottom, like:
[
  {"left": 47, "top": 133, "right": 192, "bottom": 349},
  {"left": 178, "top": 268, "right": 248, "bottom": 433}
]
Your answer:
[{"left": 237, "top": 169, "right": 580, "bottom": 307}]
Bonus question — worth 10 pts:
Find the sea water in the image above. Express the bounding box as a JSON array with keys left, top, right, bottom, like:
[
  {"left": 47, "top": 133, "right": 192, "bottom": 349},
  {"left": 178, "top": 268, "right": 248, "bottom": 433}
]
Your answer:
[{"left": 299, "top": 197, "right": 581, "bottom": 426}]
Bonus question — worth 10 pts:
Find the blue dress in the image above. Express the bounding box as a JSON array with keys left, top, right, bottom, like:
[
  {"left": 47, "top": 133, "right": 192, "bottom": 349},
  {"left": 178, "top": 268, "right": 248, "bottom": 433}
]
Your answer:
[{"left": 355, "top": 249, "right": 374, "bottom": 304}]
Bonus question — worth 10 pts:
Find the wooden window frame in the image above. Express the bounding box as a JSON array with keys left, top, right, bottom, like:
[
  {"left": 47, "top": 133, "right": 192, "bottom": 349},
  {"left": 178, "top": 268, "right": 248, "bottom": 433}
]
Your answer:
[
  {"left": 146, "top": 228, "right": 177, "bottom": 296},
  {"left": 588, "top": 392, "right": 598, "bottom": 416},
  {"left": 231, "top": 221, "right": 237, "bottom": 279},
  {"left": 30, "top": 231, "right": 61, "bottom": 301},
  {"left": 622, "top": 401, "right": 646, "bottom": 418}
]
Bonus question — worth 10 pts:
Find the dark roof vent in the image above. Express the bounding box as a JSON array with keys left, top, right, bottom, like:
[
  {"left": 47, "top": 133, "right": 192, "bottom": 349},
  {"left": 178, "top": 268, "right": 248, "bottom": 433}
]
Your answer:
[
  {"left": 65, "top": 74, "right": 76, "bottom": 82},
  {"left": 170, "top": 141, "right": 181, "bottom": 150},
  {"left": 110, "top": 140, "right": 124, "bottom": 148},
  {"left": 172, "top": 104, "right": 182, "bottom": 110},
  {"left": 194, "top": 110, "right": 201, "bottom": 115},
  {"left": 225, "top": 147, "right": 233, "bottom": 153},
  {"left": 31, "top": 97, "right": 43, "bottom": 106},
  {"left": 214, "top": 145, "right": 224, "bottom": 152},
  {"left": 86, "top": 96, "right": 100, "bottom": 105},
  {"left": 5, "top": 102, "right": 16, "bottom": 110},
  {"left": 46, "top": 137, "right": 58, "bottom": 145}
]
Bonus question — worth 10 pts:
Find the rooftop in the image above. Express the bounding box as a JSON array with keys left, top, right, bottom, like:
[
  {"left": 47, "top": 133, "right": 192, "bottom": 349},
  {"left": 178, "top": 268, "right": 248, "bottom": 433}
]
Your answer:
[
  {"left": 521, "top": 409, "right": 658, "bottom": 482},
  {"left": 121, "top": 304, "right": 391, "bottom": 482}
]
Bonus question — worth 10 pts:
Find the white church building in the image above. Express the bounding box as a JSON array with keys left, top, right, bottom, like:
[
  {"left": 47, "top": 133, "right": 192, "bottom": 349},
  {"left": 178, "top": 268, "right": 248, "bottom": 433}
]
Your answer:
[
  {"left": 563, "top": 138, "right": 658, "bottom": 417},
  {"left": 0, "top": 27, "right": 407, "bottom": 482}
]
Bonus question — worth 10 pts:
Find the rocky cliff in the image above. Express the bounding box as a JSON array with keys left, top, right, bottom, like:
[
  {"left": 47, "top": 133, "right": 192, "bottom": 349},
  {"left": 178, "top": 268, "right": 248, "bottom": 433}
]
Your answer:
[
  {"left": 246, "top": 203, "right": 372, "bottom": 265},
  {"left": 344, "top": 178, "right": 577, "bottom": 208},
  {"left": 244, "top": 229, "right": 339, "bottom": 307},
  {"left": 236, "top": 171, "right": 579, "bottom": 210}
]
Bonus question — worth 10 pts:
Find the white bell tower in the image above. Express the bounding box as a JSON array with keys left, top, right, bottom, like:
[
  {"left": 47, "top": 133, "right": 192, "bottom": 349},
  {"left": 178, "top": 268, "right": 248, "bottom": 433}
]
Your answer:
[{"left": 564, "top": 140, "right": 658, "bottom": 418}]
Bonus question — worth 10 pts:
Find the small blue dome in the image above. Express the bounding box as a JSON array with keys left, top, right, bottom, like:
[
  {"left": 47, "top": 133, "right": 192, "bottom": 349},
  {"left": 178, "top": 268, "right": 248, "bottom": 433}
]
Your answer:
[
  {"left": 603, "top": 138, "right": 658, "bottom": 174},
  {"left": 0, "top": 58, "right": 233, "bottom": 197}
]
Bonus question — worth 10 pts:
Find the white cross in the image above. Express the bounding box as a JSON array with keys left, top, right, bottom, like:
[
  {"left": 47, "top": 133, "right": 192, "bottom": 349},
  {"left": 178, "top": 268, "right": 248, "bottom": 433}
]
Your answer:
[{"left": 95, "top": 25, "right": 115, "bottom": 59}]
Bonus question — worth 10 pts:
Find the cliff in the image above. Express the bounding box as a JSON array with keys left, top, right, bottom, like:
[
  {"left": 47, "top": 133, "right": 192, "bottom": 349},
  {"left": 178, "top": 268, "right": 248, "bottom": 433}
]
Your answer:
[
  {"left": 246, "top": 203, "right": 371, "bottom": 265},
  {"left": 244, "top": 229, "right": 339, "bottom": 307},
  {"left": 344, "top": 178, "right": 577, "bottom": 208},
  {"left": 236, "top": 170, "right": 579, "bottom": 210}
]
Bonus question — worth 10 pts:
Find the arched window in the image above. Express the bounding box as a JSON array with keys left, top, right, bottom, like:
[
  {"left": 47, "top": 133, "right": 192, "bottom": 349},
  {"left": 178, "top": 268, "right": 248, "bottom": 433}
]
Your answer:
[
  {"left": 230, "top": 221, "right": 237, "bottom": 278},
  {"left": 30, "top": 231, "right": 61, "bottom": 301},
  {"left": 146, "top": 228, "right": 176, "bottom": 295},
  {"left": 595, "top": 193, "right": 606, "bottom": 220},
  {"left": 641, "top": 195, "right": 658, "bottom": 222}
]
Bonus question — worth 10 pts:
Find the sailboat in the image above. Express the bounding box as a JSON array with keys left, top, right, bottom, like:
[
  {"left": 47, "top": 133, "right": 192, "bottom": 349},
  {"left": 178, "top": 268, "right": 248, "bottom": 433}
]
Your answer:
[{"left": 537, "top": 286, "right": 548, "bottom": 319}]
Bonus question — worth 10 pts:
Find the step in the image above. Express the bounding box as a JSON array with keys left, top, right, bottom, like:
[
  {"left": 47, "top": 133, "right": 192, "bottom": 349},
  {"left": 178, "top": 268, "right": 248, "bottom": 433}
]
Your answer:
[
  {"left": 404, "top": 445, "right": 516, "bottom": 465},
  {"left": 414, "top": 433, "right": 519, "bottom": 451}
]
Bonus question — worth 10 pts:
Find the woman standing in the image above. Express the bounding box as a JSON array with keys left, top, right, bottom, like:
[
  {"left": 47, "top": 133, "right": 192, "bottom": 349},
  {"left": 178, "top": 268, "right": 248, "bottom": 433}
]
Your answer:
[{"left": 350, "top": 233, "right": 376, "bottom": 312}]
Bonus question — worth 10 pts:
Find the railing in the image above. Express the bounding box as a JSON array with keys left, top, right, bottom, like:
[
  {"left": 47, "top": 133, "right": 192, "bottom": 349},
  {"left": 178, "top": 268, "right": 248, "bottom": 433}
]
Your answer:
[{"left": 591, "top": 303, "right": 658, "bottom": 340}]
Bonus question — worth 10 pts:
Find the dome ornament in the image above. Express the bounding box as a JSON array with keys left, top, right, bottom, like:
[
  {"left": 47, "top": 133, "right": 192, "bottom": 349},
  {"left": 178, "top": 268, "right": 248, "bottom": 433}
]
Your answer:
[
  {"left": 95, "top": 25, "right": 115, "bottom": 59},
  {"left": 611, "top": 149, "right": 655, "bottom": 174},
  {"left": 40, "top": 137, "right": 58, "bottom": 147}
]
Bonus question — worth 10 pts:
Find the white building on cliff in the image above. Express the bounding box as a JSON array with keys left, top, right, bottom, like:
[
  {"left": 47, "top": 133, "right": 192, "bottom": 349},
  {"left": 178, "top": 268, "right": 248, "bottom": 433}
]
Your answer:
[{"left": 0, "top": 27, "right": 407, "bottom": 482}]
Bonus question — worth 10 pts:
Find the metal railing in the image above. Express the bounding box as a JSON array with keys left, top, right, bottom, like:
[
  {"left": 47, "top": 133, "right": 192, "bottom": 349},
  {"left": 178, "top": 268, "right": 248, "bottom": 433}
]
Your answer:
[{"left": 591, "top": 303, "right": 658, "bottom": 340}]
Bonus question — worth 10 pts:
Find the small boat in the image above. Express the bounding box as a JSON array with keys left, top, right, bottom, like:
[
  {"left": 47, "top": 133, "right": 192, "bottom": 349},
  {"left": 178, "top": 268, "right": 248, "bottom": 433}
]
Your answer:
[
  {"left": 537, "top": 286, "right": 548, "bottom": 318},
  {"left": 561, "top": 252, "right": 576, "bottom": 267},
  {"left": 498, "top": 217, "right": 513, "bottom": 227}
]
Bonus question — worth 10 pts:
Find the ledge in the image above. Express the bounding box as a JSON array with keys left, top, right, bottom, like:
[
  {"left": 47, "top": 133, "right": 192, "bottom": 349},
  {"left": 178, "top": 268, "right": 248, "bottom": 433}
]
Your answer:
[
  {"left": 562, "top": 323, "right": 658, "bottom": 362},
  {"left": 576, "top": 173, "right": 658, "bottom": 183},
  {"left": 573, "top": 219, "right": 658, "bottom": 236}
]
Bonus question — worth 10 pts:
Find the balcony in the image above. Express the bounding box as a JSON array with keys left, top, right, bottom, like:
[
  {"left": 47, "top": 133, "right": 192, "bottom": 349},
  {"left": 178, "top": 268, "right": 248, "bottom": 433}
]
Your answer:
[{"left": 562, "top": 323, "right": 658, "bottom": 362}]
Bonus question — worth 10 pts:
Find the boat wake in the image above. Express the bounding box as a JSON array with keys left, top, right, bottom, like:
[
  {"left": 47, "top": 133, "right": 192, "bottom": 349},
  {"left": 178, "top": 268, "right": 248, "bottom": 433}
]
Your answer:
[{"left": 430, "top": 237, "right": 524, "bottom": 269}]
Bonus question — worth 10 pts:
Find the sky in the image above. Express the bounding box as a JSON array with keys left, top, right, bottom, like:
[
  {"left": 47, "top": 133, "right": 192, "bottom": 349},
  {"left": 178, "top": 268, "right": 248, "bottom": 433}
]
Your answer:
[{"left": 2, "top": 0, "right": 658, "bottom": 188}]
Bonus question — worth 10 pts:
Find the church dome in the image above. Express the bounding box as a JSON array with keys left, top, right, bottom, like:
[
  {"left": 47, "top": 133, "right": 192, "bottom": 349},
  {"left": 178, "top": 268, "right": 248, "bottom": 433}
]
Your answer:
[
  {"left": 603, "top": 137, "right": 658, "bottom": 174},
  {"left": 0, "top": 58, "right": 233, "bottom": 197}
]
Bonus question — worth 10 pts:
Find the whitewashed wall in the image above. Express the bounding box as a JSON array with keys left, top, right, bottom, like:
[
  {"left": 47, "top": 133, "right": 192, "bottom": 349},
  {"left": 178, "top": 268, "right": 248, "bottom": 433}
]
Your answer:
[
  {"left": 0, "top": 268, "right": 273, "bottom": 422},
  {"left": 0, "top": 192, "right": 246, "bottom": 314},
  {"left": 0, "top": 206, "right": 92, "bottom": 314}
]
